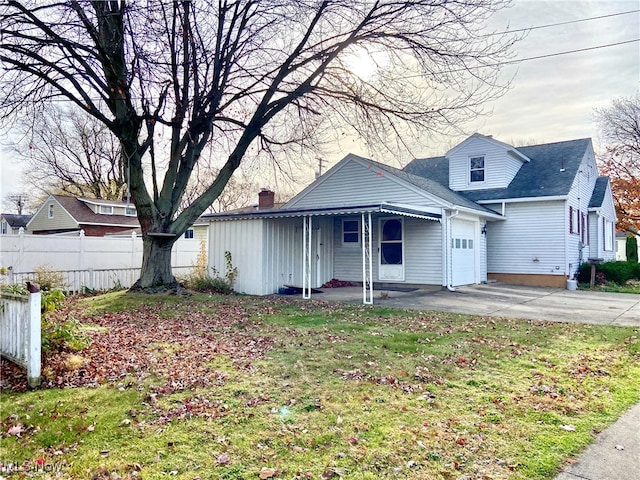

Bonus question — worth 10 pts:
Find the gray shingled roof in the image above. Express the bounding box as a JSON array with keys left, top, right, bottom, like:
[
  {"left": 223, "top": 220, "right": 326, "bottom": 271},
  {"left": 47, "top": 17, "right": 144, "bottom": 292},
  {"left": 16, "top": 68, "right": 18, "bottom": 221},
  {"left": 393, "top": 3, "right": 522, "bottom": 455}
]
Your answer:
[
  {"left": 1, "top": 214, "right": 32, "bottom": 228},
  {"left": 589, "top": 176, "right": 610, "bottom": 208},
  {"left": 404, "top": 138, "right": 592, "bottom": 203}
]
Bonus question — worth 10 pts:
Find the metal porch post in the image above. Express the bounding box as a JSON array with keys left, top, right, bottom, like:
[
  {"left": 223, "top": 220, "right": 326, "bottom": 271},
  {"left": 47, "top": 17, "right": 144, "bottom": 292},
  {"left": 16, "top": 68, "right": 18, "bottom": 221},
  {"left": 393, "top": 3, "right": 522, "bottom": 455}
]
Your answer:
[
  {"left": 302, "top": 215, "right": 312, "bottom": 299},
  {"left": 361, "top": 212, "right": 373, "bottom": 304}
]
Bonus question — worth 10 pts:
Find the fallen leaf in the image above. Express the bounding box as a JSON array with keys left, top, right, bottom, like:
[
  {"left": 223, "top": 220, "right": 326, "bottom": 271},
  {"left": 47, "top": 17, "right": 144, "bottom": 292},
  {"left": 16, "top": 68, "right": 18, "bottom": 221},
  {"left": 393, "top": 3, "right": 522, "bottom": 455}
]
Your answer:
[
  {"left": 217, "top": 453, "right": 230, "bottom": 465},
  {"left": 259, "top": 467, "right": 277, "bottom": 479},
  {"left": 560, "top": 425, "right": 576, "bottom": 431},
  {"left": 6, "top": 424, "right": 23, "bottom": 436}
]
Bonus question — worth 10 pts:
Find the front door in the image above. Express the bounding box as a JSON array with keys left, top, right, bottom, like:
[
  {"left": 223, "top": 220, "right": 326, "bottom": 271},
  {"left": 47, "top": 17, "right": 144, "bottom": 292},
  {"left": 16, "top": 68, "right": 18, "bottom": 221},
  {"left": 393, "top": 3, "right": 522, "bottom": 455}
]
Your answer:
[{"left": 379, "top": 218, "right": 404, "bottom": 281}]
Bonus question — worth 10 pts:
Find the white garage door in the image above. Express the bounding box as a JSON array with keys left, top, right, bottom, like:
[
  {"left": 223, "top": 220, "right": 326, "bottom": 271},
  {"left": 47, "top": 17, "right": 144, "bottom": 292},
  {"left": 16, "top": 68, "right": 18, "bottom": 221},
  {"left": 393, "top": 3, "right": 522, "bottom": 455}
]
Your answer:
[{"left": 451, "top": 219, "right": 476, "bottom": 286}]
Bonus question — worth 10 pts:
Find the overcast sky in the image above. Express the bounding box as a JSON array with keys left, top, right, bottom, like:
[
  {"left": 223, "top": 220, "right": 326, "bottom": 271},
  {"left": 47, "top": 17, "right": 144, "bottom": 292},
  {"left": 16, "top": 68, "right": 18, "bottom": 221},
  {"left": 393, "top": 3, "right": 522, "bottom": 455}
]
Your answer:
[{"left": 1, "top": 0, "right": 638, "bottom": 208}]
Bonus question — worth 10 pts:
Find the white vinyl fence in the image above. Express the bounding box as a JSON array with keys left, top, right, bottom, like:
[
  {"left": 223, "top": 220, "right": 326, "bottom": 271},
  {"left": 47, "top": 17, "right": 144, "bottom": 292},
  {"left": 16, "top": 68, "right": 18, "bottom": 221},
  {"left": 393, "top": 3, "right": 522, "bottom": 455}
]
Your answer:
[
  {"left": 7, "top": 265, "right": 194, "bottom": 294},
  {"left": 1, "top": 230, "right": 203, "bottom": 292},
  {"left": 0, "top": 290, "right": 41, "bottom": 388}
]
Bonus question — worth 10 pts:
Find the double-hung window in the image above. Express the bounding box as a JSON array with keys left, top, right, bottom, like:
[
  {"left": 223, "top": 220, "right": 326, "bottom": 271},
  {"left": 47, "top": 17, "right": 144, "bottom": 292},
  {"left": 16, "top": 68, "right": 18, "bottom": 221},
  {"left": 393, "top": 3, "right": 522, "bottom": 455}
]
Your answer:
[
  {"left": 470, "top": 156, "right": 485, "bottom": 183},
  {"left": 342, "top": 219, "right": 359, "bottom": 244}
]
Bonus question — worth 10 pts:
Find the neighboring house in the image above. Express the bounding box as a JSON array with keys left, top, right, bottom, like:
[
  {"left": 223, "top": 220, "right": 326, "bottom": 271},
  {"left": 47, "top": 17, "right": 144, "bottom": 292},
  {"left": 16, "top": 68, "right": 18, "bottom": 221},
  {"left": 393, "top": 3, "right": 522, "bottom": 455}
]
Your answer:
[
  {"left": 27, "top": 195, "right": 140, "bottom": 236},
  {"left": 616, "top": 230, "right": 640, "bottom": 261},
  {"left": 0, "top": 214, "right": 32, "bottom": 235},
  {"left": 204, "top": 134, "right": 617, "bottom": 299}
]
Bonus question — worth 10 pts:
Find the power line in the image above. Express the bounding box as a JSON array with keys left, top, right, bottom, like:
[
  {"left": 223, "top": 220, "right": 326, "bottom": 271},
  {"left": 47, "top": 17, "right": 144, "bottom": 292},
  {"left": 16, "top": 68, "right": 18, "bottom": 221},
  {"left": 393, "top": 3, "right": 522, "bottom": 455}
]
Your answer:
[
  {"left": 403, "top": 37, "right": 639, "bottom": 77},
  {"left": 493, "top": 9, "right": 640, "bottom": 36},
  {"left": 497, "top": 38, "right": 639, "bottom": 66}
]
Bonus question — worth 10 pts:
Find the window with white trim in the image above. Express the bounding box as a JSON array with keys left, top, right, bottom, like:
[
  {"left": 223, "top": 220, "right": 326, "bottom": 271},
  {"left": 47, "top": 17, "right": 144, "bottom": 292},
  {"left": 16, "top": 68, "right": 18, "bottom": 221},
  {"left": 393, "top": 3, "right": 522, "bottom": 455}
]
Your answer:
[
  {"left": 125, "top": 206, "right": 136, "bottom": 216},
  {"left": 342, "top": 219, "right": 360, "bottom": 244},
  {"left": 48, "top": 204, "right": 54, "bottom": 219},
  {"left": 604, "top": 219, "right": 614, "bottom": 251},
  {"left": 1, "top": 220, "right": 7, "bottom": 235},
  {"left": 184, "top": 228, "right": 194, "bottom": 239},
  {"left": 99, "top": 205, "right": 113, "bottom": 214},
  {"left": 469, "top": 156, "right": 485, "bottom": 183},
  {"left": 569, "top": 206, "right": 580, "bottom": 234}
]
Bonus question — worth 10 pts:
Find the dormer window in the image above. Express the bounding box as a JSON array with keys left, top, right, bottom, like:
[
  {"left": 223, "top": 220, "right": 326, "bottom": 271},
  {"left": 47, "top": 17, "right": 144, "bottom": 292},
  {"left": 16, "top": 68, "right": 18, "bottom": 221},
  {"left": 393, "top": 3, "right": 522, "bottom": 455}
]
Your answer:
[
  {"left": 125, "top": 206, "right": 136, "bottom": 216},
  {"left": 99, "top": 205, "right": 113, "bottom": 214},
  {"left": 470, "top": 156, "right": 485, "bottom": 183}
]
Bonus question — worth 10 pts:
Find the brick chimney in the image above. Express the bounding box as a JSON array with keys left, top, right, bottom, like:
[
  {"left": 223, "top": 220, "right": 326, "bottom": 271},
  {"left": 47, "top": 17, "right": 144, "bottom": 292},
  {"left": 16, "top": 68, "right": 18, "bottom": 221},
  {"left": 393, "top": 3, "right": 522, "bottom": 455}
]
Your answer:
[{"left": 258, "top": 189, "right": 275, "bottom": 209}]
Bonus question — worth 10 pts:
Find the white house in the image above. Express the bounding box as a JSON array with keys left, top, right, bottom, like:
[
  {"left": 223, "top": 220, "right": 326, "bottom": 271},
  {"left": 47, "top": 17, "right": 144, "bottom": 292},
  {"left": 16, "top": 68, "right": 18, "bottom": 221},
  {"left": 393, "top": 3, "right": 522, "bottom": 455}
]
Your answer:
[
  {"left": 0, "top": 214, "right": 32, "bottom": 235},
  {"left": 205, "top": 134, "right": 617, "bottom": 301}
]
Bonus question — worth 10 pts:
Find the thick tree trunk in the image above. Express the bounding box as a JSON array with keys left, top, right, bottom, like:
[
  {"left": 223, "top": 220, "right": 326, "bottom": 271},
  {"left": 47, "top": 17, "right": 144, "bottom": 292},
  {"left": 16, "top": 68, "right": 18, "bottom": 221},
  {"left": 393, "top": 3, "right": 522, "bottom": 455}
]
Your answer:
[{"left": 131, "top": 236, "right": 178, "bottom": 291}]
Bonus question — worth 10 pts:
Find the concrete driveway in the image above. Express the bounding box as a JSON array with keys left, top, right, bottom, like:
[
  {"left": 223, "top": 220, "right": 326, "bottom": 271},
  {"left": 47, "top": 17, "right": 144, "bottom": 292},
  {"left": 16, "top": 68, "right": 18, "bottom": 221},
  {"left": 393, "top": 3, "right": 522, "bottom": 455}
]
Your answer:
[{"left": 315, "top": 283, "right": 640, "bottom": 326}]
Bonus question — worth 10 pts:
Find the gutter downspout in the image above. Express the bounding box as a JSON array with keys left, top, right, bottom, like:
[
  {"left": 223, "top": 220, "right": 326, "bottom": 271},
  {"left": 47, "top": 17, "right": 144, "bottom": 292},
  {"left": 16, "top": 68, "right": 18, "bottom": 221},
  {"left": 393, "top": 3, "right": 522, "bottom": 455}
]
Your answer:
[{"left": 445, "top": 209, "right": 460, "bottom": 291}]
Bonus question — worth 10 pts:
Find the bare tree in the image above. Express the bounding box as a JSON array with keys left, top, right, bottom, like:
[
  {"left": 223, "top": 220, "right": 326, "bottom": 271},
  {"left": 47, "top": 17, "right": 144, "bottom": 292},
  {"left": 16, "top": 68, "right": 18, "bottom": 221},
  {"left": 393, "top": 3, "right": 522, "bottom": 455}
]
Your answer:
[
  {"left": 181, "top": 169, "right": 258, "bottom": 214},
  {"left": 595, "top": 94, "right": 640, "bottom": 230},
  {"left": 14, "top": 105, "right": 127, "bottom": 200},
  {"left": 0, "top": 0, "right": 518, "bottom": 290}
]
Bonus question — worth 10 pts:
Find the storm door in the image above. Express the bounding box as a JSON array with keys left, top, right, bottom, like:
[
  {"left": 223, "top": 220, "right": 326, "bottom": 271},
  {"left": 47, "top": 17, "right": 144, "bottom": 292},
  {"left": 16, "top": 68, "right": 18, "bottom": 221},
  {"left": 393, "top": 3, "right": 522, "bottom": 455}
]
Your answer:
[{"left": 378, "top": 218, "right": 404, "bottom": 281}]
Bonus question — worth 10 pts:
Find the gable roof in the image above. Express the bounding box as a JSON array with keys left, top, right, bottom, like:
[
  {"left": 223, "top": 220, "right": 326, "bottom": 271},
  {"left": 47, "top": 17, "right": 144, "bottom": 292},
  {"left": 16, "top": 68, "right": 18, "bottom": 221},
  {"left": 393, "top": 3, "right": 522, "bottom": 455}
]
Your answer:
[
  {"left": 37, "top": 195, "right": 140, "bottom": 228},
  {"left": 1, "top": 213, "right": 32, "bottom": 228},
  {"left": 364, "top": 157, "right": 496, "bottom": 215},
  {"left": 445, "top": 133, "right": 531, "bottom": 163},
  {"left": 589, "top": 176, "right": 610, "bottom": 208},
  {"left": 405, "top": 138, "right": 592, "bottom": 202}
]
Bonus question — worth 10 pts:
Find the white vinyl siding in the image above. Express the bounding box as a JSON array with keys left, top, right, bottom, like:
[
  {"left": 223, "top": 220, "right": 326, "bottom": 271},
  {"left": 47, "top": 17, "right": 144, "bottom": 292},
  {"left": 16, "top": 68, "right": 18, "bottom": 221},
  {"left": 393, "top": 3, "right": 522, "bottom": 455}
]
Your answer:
[
  {"left": 287, "top": 157, "right": 439, "bottom": 209},
  {"left": 486, "top": 201, "right": 567, "bottom": 276},
  {"left": 448, "top": 137, "right": 524, "bottom": 191},
  {"left": 403, "top": 218, "right": 442, "bottom": 284},
  {"left": 588, "top": 181, "right": 617, "bottom": 262},
  {"left": 333, "top": 216, "right": 441, "bottom": 285}
]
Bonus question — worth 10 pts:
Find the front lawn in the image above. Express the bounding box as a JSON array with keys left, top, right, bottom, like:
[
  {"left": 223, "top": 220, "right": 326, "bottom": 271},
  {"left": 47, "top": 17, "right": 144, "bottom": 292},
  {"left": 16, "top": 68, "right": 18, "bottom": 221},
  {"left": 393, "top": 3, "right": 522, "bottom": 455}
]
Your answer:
[{"left": 1, "top": 292, "right": 639, "bottom": 479}]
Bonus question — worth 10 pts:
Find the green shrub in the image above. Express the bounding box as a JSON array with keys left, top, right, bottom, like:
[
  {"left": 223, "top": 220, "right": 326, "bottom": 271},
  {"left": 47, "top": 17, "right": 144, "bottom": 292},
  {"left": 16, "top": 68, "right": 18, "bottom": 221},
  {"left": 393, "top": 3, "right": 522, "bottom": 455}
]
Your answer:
[
  {"left": 42, "top": 317, "right": 90, "bottom": 352},
  {"left": 578, "top": 261, "right": 640, "bottom": 285},
  {"left": 0, "top": 283, "right": 28, "bottom": 295},
  {"left": 626, "top": 235, "right": 639, "bottom": 263}
]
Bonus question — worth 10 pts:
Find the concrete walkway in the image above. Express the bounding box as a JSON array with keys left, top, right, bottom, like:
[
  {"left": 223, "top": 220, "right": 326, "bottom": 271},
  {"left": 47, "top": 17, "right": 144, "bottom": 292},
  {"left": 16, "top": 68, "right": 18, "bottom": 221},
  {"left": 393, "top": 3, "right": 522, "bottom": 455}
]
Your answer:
[
  {"left": 554, "top": 403, "right": 640, "bottom": 480},
  {"left": 307, "top": 283, "right": 640, "bottom": 479}
]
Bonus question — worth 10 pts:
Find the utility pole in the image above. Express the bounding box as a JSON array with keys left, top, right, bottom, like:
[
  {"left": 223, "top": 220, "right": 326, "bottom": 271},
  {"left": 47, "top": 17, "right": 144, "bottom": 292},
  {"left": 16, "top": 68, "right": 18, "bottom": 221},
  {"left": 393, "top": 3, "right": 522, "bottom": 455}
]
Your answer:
[{"left": 316, "top": 158, "right": 324, "bottom": 179}]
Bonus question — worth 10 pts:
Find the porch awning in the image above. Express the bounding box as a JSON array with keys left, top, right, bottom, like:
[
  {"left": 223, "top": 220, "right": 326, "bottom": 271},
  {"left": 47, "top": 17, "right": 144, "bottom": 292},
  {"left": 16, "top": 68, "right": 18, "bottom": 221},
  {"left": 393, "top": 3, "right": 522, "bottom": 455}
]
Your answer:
[{"left": 205, "top": 202, "right": 442, "bottom": 222}]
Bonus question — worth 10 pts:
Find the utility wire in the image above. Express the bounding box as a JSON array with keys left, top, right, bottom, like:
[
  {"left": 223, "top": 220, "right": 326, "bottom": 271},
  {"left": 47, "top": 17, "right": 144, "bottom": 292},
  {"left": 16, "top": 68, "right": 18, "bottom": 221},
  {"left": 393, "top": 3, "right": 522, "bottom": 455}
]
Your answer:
[
  {"left": 493, "top": 38, "right": 639, "bottom": 66},
  {"left": 486, "top": 9, "right": 640, "bottom": 36},
  {"left": 404, "top": 38, "right": 639, "bottom": 77}
]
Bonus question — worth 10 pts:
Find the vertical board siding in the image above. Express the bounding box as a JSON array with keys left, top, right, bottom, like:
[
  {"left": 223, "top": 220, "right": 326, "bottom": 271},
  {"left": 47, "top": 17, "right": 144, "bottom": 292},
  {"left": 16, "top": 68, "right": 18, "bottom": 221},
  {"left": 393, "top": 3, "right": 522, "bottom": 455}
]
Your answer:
[
  {"left": 448, "top": 137, "right": 523, "bottom": 191},
  {"left": 486, "top": 201, "right": 566, "bottom": 275},
  {"left": 263, "top": 218, "right": 302, "bottom": 293},
  {"left": 289, "top": 160, "right": 434, "bottom": 209},
  {"left": 208, "top": 219, "right": 264, "bottom": 295}
]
